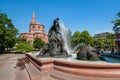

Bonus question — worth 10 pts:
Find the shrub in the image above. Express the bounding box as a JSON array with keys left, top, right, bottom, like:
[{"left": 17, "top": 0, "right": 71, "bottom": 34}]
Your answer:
[
  {"left": 33, "top": 38, "right": 46, "bottom": 49},
  {"left": 16, "top": 43, "right": 34, "bottom": 52}
]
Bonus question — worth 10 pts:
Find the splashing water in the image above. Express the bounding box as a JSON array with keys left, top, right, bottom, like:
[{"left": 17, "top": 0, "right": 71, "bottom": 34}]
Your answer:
[{"left": 59, "top": 23, "right": 71, "bottom": 55}]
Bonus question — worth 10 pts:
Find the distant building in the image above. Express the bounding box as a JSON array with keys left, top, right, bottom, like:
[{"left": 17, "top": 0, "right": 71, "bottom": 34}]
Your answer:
[
  {"left": 114, "top": 26, "right": 120, "bottom": 47},
  {"left": 20, "top": 12, "right": 48, "bottom": 45},
  {"left": 93, "top": 32, "right": 110, "bottom": 39}
]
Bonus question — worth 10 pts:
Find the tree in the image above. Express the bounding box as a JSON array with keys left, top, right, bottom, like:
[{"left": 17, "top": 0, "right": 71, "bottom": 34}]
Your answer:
[
  {"left": 112, "top": 12, "right": 120, "bottom": 31},
  {"left": 93, "top": 33, "right": 115, "bottom": 49},
  {"left": 0, "top": 12, "right": 18, "bottom": 53},
  {"left": 72, "top": 30, "right": 95, "bottom": 47},
  {"left": 33, "top": 38, "right": 46, "bottom": 49},
  {"left": 80, "top": 30, "right": 93, "bottom": 45},
  {"left": 106, "top": 33, "right": 116, "bottom": 48},
  {"left": 19, "top": 38, "right": 27, "bottom": 43},
  {"left": 71, "top": 31, "right": 81, "bottom": 47}
]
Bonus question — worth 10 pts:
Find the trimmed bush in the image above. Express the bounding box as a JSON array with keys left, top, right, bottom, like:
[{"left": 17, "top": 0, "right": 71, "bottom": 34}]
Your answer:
[{"left": 16, "top": 43, "right": 34, "bottom": 52}]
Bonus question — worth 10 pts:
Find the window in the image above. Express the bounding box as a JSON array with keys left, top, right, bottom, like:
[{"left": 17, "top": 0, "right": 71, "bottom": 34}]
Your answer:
[
  {"left": 38, "top": 26, "right": 40, "bottom": 29},
  {"left": 33, "top": 26, "right": 34, "bottom": 28}
]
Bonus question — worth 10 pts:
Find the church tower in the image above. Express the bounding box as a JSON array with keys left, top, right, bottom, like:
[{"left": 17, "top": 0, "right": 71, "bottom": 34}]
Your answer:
[
  {"left": 20, "top": 12, "right": 48, "bottom": 44},
  {"left": 31, "top": 12, "right": 36, "bottom": 24},
  {"left": 29, "top": 12, "right": 45, "bottom": 33}
]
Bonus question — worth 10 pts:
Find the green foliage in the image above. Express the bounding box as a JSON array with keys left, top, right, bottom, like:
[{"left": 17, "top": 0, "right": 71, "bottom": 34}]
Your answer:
[
  {"left": 71, "top": 31, "right": 81, "bottom": 47},
  {"left": 94, "top": 33, "right": 115, "bottom": 49},
  {"left": 19, "top": 38, "right": 27, "bottom": 43},
  {"left": 33, "top": 38, "right": 46, "bottom": 49},
  {"left": 0, "top": 12, "right": 18, "bottom": 53},
  {"left": 72, "top": 30, "right": 115, "bottom": 49},
  {"left": 112, "top": 11, "right": 120, "bottom": 31},
  {"left": 80, "top": 30, "right": 92, "bottom": 45},
  {"left": 95, "top": 38, "right": 104, "bottom": 48},
  {"left": 16, "top": 43, "right": 34, "bottom": 52},
  {"left": 72, "top": 30, "right": 94, "bottom": 47},
  {"left": 106, "top": 33, "right": 116, "bottom": 48}
]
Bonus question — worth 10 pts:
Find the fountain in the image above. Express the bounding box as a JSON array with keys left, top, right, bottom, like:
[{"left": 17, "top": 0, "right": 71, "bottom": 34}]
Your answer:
[
  {"left": 37, "top": 18, "right": 71, "bottom": 58},
  {"left": 74, "top": 43, "right": 100, "bottom": 61},
  {"left": 24, "top": 18, "right": 120, "bottom": 80},
  {"left": 37, "top": 18, "right": 100, "bottom": 60}
]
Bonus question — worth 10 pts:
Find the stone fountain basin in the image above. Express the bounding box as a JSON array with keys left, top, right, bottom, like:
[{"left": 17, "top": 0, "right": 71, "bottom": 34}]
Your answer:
[{"left": 25, "top": 53, "right": 120, "bottom": 78}]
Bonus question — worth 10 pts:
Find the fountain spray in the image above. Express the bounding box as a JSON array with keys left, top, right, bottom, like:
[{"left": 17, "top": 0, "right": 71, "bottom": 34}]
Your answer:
[{"left": 59, "top": 23, "right": 71, "bottom": 55}]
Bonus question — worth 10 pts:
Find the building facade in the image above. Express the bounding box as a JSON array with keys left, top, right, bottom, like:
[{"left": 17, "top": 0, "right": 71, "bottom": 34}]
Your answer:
[
  {"left": 114, "top": 26, "right": 120, "bottom": 48},
  {"left": 93, "top": 32, "right": 110, "bottom": 39},
  {"left": 20, "top": 12, "right": 48, "bottom": 45}
]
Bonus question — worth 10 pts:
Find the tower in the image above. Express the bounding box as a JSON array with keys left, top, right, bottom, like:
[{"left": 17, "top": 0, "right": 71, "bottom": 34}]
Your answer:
[
  {"left": 20, "top": 12, "right": 48, "bottom": 45},
  {"left": 29, "top": 12, "right": 45, "bottom": 33},
  {"left": 31, "top": 12, "right": 36, "bottom": 24}
]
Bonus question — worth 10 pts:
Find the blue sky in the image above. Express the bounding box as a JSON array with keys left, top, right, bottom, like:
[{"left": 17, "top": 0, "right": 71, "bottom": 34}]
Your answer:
[{"left": 0, "top": 0, "right": 120, "bottom": 36}]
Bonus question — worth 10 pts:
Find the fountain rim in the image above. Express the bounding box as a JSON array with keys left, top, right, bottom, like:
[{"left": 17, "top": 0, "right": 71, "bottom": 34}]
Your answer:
[
  {"left": 26, "top": 53, "right": 120, "bottom": 68},
  {"left": 25, "top": 53, "right": 120, "bottom": 78}
]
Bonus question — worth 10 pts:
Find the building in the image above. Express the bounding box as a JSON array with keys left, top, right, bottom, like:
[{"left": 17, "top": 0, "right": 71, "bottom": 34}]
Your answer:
[
  {"left": 93, "top": 32, "right": 115, "bottom": 48},
  {"left": 93, "top": 32, "right": 110, "bottom": 39},
  {"left": 114, "top": 26, "right": 120, "bottom": 48},
  {"left": 20, "top": 12, "right": 48, "bottom": 45}
]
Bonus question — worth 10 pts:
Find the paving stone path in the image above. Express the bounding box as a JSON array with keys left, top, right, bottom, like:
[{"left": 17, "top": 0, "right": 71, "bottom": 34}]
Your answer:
[
  {"left": 0, "top": 54, "right": 120, "bottom": 80},
  {"left": 0, "top": 54, "right": 30, "bottom": 80}
]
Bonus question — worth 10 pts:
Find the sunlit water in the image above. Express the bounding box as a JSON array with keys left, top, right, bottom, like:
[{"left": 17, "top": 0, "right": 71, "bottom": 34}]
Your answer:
[
  {"left": 39, "top": 54, "right": 109, "bottom": 64},
  {"left": 103, "top": 56, "right": 120, "bottom": 63},
  {"left": 59, "top": 23, "right": 71, "bottom": 55},
  {"left": 31, "top": 52, "right": 114, "bottom": 64},
  {"left": 31, "top": 51, "right": 120, "bottom": 64}
]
